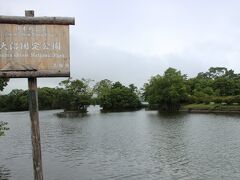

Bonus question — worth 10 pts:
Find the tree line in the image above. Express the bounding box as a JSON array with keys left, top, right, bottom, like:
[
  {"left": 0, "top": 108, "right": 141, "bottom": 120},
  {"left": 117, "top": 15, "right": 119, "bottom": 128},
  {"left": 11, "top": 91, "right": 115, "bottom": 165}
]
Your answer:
[
  {"left": 144, "top": 67, "right": 240, "bottom": 111},
  {"left": 1, "top": 66, "right": 240, "bottom": 113},
  {"left": 0, "top": 78, "right": 142, "bottom": 112}
]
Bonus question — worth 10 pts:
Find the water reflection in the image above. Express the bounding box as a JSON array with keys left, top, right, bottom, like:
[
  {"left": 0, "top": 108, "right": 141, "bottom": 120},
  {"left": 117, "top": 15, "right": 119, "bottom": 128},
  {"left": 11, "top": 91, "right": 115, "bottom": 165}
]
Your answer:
[
  {"left": 145, "top": 112, "right": 192, "bottom": 178},
  {"left": 0, "top": 165, "right": 11, "bottom": 180}
]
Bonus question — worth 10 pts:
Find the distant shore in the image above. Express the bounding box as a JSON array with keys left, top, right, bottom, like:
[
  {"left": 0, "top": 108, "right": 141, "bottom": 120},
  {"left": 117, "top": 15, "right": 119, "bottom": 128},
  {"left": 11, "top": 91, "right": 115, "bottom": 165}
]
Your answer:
[
  {"left": 181, "top": 104, "right": 240, "bottom": 114},
  {"left": 180, "top": 109, "right": 240, "bottom": 114}
]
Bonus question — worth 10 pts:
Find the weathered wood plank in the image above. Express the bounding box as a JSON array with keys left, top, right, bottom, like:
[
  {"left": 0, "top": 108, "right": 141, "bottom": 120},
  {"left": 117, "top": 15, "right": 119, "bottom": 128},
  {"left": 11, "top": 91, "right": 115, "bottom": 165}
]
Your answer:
[
  {"left": 0, "top": 16, "right": 75, "bottom": 25},
  {"left": 0, "top": 71, "right": 70, "bottom": 78},
  {"left": 0, "top": 23, "right": 70, "bottom": 77}
]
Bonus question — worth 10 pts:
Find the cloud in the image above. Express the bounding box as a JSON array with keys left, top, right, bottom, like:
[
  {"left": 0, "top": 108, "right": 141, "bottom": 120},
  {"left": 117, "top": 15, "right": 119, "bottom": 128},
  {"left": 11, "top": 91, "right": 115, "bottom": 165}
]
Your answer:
[
  {"left": 2, "top": 0, "right": 240, "bottom": 93},
  {"left": 3, "top": 37, "right": 240, "bottom": 94},
  {"left": 70, "top": 42, "right": 168, "bottom": 87}
]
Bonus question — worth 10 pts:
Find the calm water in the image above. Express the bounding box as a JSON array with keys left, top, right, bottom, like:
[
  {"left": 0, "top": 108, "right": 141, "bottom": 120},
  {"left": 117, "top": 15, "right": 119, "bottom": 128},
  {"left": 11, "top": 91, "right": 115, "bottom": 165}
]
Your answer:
[{"left": 1, "top": 106, "right": 240, "bottom": 180}]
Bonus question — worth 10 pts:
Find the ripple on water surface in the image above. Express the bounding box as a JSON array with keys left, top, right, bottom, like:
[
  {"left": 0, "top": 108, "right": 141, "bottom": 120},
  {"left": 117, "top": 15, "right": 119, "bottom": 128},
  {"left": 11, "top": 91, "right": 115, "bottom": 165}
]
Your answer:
[{"left": 1, "top": 108, "right": 240, "bottom": 179}]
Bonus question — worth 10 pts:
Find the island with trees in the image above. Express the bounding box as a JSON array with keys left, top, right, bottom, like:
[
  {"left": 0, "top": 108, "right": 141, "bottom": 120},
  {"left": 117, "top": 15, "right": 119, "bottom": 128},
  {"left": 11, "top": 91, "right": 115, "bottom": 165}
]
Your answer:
[{"left": 94, "top": 79, "right": 141, "bottom": 112}]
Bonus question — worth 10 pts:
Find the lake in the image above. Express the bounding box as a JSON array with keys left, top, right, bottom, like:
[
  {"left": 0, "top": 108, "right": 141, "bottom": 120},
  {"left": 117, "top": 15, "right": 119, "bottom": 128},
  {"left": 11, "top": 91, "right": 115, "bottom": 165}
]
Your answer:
[{"left": 1, "top": 106, "right": 240, "bottom": 180}]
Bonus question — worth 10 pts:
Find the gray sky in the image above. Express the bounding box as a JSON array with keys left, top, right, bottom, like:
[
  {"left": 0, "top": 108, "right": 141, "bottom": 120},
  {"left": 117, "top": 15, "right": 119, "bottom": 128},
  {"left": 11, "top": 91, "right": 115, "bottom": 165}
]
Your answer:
[{"left": 1, "top": 0, "right": 240, "bottom": 93}]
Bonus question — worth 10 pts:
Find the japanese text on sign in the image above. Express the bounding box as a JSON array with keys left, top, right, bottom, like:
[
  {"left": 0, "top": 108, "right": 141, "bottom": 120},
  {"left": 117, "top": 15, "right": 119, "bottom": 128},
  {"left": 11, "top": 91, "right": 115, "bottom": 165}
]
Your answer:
[{"left": 0, "top": 24, "right": 70, "bottom": 77}]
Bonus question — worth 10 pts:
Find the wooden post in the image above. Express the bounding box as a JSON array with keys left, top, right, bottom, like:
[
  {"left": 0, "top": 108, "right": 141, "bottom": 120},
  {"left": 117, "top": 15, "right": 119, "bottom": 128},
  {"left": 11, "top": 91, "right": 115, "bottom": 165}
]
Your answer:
[
  {"left": 26, "top": 10, "right": 43, "bottom": 180},
  {"left": 28, "top": 77, "right": 43, "bottom": 180}
]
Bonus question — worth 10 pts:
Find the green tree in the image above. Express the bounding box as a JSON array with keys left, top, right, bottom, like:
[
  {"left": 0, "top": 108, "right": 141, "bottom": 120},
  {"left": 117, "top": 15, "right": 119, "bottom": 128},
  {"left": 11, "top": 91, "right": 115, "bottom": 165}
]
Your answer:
[
  {"left": 185, "top": 67, "right": 240, "bottom": 103},
  {"left": 59, "top": 78, "right": 93, "bottom": 112},
  {"left": 144, "top": 68, "right": 187, "bottom": 111},
  {"left": 213, "top": 76, "right": 235, "bottom": 96},
  {"left": 0, "top": 121, "right": 9, "bottom": 136},
  {"left": 198, "top": 67, "right": 227, "bottom": 79},
  {"left": 5, "top": 89, "right": 28, "bottom": 111},
  {"left": 38, "top": 87, "right": 63, "bottom": 110},
  {"left": 0, "top": 78, "right": 9, "bottom": 136},
  {"left": 93, "top": 79, "right": 112, "bottom": 98},
  {"left": 0, "top": 78, "right": 9, "bottom": 91},
  {"left": 94, "top": 80, "right": 141, "bottom": 111},
  {"left": 196, "top": 67, "right": 240, "bottom": 96},
  {"left": 185, "top": 73, "right": 214, "bottom": 103}
]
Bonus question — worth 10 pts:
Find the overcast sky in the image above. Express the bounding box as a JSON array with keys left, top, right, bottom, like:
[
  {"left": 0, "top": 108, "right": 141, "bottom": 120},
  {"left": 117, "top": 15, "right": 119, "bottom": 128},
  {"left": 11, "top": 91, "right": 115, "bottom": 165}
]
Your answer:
[{"left": 1, "top": 0, "right": 240, "bottom": 93}]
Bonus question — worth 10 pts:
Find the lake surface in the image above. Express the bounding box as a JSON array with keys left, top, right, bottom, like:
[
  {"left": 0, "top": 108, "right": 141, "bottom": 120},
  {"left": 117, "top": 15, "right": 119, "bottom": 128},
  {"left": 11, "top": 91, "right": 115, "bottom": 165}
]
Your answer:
[{"left": 1, "top": 106, "right": 240, "bottom": 180}]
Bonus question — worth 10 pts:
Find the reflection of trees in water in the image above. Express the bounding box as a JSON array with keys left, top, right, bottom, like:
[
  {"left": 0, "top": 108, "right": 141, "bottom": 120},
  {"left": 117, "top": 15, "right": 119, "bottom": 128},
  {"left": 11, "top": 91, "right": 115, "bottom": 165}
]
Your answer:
[{"left": 0, "top": 165, "right": 11, "bottom": 180}]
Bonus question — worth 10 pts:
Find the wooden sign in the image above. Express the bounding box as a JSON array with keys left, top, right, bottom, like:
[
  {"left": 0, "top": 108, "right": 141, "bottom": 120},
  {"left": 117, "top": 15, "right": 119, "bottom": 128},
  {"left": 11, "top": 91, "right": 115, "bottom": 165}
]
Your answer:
[
  {"left": 0, "top": 11, "right": 75, "bottom": 180},
  {"left": 0, "top": 15, "right": 74, "bottom": 78}
]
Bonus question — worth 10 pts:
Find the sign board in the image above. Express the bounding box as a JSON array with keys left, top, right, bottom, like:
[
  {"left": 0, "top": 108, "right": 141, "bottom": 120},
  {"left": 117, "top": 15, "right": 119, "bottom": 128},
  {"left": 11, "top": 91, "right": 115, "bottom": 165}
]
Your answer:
[
  {"left": 1, "top": 11, "right": 75, "bottom": 180},
  {"left": 0, "top": 16, "right": 74, "bottom": 78}
]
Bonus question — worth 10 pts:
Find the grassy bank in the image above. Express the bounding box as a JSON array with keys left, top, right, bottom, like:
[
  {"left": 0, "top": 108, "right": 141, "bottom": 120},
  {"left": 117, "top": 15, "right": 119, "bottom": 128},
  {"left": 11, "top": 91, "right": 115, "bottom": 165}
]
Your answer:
[{"left": 181, "top": 103, "right": 240, "bottom": 113}]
